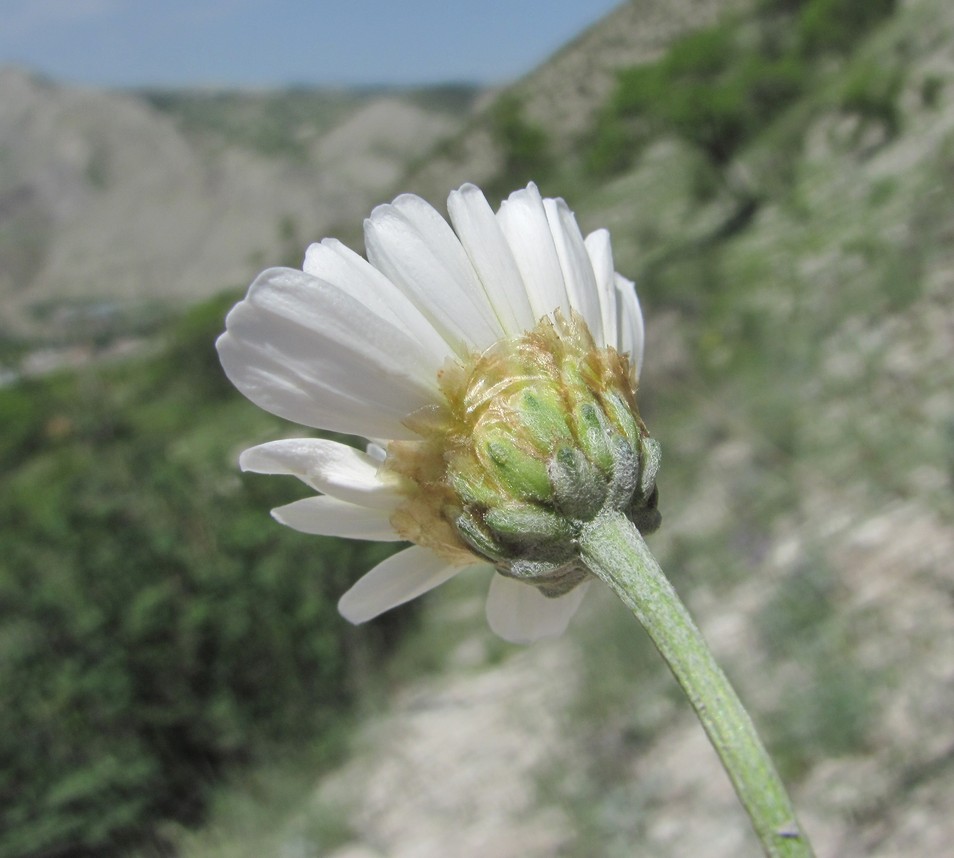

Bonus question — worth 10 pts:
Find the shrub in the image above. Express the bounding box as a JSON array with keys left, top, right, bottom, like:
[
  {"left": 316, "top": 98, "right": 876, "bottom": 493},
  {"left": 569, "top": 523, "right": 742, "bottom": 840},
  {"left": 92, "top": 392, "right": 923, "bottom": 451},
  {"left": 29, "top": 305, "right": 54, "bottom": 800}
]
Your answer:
[
  {"left": 588, "top": 0, "right": 898, "bottom": 179},
  {"left": 797, "top": 0, "right": 897, "bottom": 56},
  {"left": 488, "top": 93, "right": 553, "bottom": 193},
  {"left": 605, "top": 25, "right": 804, "bottom": 170},
  {"left": 839, "top": 60, "right": 903, "bottom": 139},
  {"left": 0, "top": 299, "right": 407, "bottom": 857},
  {"left": 921, "top": 75, "right": 943, "bottom": 109}
]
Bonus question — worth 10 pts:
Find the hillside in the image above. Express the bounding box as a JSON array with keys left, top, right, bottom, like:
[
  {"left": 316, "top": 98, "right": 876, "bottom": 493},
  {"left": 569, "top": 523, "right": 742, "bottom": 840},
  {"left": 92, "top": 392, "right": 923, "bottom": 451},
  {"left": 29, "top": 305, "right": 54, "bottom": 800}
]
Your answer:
[
  {"left": 0, "top": 69, "right": 473, "bottom": 341},
  {"left": 3, "top": 0, "right": 954, "bottom": 856},
  {"left": 175, "top": 0, "right": 954, "bottom": 855},
  {"left": 400, "top": 0, "right": 739, "bottom": 202}
]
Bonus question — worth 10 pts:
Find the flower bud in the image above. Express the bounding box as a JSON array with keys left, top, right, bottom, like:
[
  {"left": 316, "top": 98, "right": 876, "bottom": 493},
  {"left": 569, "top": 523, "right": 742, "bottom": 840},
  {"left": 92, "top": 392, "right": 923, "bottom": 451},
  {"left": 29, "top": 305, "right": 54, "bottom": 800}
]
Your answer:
[{"left": 385, "top": 311, "right": 660, "bottom": 595}]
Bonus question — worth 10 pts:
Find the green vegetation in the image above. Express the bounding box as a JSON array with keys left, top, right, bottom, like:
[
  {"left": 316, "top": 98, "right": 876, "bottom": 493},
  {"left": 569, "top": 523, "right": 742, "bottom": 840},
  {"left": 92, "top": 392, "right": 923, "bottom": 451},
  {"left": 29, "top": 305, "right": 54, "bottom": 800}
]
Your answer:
[
  {"left": 143, "top": 89, "right": 373, "bottom": 160},
  {"left": 401, "top": 83, "right": 482, "bottom": 116},
  {"left": 487, "top": 93, "right": 553, "bottom": 198},
  {"left": 144, "top": 84, "right": 480, "bottom": 161},
  {"left": 0, "top": 295, "right": 410, "bottom": 858},
  {"left": 757, "top": 557, "right": 874, "bottom": 779},
  {"left": 588, "top": 0, "right": 898, "bottom": 180},
  {"left": 601, "top": 26, "right": 803, "bottom": 171},
  {"left": 795, "top": 0, "right": 897, "bottom": 56},
  {"left": 838, "top": 58, "right": 904, "bottom": 140}
]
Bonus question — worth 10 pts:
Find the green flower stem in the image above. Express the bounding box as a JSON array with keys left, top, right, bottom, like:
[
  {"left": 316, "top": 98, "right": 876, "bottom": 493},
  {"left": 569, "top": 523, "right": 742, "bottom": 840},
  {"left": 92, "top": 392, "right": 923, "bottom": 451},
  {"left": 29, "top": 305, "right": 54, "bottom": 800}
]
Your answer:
[{"left": 578, "top": 510, "right": 814, "bottom": 858}]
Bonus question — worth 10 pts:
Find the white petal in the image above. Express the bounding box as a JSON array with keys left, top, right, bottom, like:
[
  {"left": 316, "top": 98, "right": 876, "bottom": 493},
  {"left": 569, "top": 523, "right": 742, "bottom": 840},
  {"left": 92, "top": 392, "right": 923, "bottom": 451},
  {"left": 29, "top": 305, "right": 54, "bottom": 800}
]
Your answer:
[
  {"left": 240, "top": 268, "right": 438, "bottom": 389},
  {"left": 338, "top": 546, "right": 460, "bottom": 623},
  {"left": 446, "top": 183, "right": 536, "bottom": 335},
  {"left": 218, "top": 268, "right": 443, "bottom": 439},
  {"left": 239, "top": 438, "right": 402, "bottom": 509},
  {"left": 364, "top": 194, "right": 504, "bottom": 356},
  {"left": 218, "top": 332, "right": 410, "bottom": 439},
  {"left": 543, "top": 198, "right": 603, "bottom": 344},
  {"left": 303, "top": 238, "right": 450, "bottom": 367},
  {"left": 365, "top": 441, "right": 387, "bottom": 463},
  {"left": 584, "top": 229, "right": 619, "bottom": 351},
  {"left": 485, "top": 574, "right": 590, "bottom": 644},
  {"left": 615, "top": 274, "right": 645, "bottom": 377},
  {"left": 497, "top": 183, "right": 571, "bottom": 323},
  {"left": 271, "top": 495, "right": 402, "bottom": 540}
]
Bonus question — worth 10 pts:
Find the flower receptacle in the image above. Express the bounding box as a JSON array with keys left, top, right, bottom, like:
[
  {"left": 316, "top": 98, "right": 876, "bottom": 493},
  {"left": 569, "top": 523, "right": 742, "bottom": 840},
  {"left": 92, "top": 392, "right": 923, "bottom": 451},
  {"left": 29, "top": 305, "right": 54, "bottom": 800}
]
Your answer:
[{"left": 386, "top": 311, "right": 660, "bottom": 596}]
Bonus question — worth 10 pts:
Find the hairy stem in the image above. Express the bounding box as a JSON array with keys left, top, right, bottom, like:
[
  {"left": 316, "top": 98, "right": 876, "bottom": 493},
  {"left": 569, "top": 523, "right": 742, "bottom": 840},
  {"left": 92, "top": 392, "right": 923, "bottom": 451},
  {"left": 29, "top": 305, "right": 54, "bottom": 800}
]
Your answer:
[{"left": 578, "top": 510, "right": 814, "bottom": 858}]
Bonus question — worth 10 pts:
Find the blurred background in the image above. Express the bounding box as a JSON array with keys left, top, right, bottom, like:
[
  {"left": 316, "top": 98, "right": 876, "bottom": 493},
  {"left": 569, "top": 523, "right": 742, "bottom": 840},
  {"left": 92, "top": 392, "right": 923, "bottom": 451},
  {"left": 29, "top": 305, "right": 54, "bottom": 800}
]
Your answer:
[{"left": 1, "top": 0, "right": 952, "bottom": 856}]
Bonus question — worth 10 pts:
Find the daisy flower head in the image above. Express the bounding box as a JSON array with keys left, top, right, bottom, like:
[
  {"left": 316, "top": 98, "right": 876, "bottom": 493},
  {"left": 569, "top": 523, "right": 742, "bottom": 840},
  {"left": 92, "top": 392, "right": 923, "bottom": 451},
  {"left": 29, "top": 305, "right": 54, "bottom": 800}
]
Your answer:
[{"left": 217, "top": 182, "right": 659, "bottom": 644}]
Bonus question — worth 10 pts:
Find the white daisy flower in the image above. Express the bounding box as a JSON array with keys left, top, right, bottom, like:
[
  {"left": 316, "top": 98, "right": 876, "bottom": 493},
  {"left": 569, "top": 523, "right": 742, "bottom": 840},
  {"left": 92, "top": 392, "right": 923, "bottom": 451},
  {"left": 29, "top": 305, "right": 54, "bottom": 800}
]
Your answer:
[{"left": 217, "top": 182, "right": 656, "bottom": 644}]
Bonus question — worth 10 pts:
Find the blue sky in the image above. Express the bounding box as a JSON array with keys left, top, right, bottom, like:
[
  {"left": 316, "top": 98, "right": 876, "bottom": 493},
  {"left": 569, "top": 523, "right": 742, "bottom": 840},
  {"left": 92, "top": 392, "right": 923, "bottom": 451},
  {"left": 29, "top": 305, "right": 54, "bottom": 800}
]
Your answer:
[{"left": 1, "top": 0, "right": 624, "bottom": 89}]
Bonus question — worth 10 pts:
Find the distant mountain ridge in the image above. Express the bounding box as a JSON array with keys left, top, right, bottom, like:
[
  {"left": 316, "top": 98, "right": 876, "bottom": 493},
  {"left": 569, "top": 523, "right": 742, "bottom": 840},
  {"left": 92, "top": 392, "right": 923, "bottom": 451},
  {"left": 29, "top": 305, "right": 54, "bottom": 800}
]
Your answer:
[
  {"left": 0, "top": 67, "right": 472, "bottom": 340},
  {"left": 0, "top": 1, "right": 744, "bottom": 343},
  {"left": 0, "top": 1, "right": 743, "bottom": 343}
]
